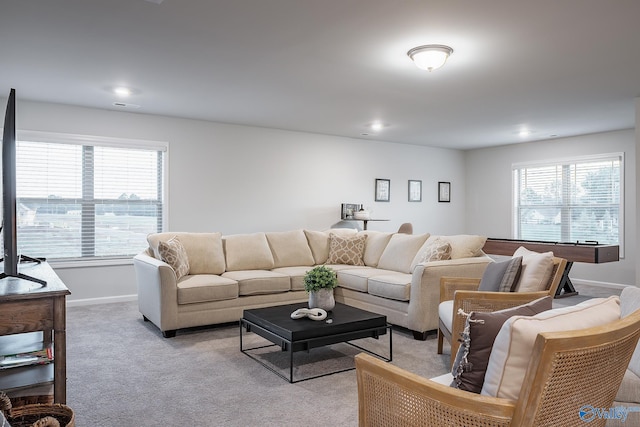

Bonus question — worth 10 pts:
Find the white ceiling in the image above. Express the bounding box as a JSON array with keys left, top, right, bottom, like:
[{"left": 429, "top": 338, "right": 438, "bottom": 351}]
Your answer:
[{"left": 2, "top": 0, "right": 639, "bottom": 150}]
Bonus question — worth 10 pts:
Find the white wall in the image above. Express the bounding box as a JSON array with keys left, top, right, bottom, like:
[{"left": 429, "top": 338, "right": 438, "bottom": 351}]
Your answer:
[
  {"left": 465, "top": 129, "right": 636, "bottom": 286},
  {"left": 12, "top": 100, "right": 468, "bottom": 303}
]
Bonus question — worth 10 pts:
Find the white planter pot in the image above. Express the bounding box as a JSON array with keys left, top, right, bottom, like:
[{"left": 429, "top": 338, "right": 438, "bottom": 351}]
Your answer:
[{"left": 308, "top": 288, "right": 335, "bottom": 311}]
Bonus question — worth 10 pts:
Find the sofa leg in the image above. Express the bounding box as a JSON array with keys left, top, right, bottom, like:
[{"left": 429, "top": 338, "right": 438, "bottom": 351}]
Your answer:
[
  {"left": 143, "top": 315, "right": 150, "bottom": 322},
  {"left": 162, "top": 330, "right": 176, "bottom": 338},
  {"left": 437, "top": 329, "right": 444, "bottom": 354},
  {"left": 412, "top": 330, "right": 429, "bottom": 341}
]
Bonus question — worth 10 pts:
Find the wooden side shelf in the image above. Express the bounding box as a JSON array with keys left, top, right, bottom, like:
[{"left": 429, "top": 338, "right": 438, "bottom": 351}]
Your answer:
[{"left": 0, "top": 262, "right": 70, "bottom": 403}]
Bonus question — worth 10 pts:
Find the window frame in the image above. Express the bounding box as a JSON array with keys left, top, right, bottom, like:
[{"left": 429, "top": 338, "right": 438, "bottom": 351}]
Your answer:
[
  {"left": 511, "top": 152, "right": 624, "bottom": 258},
  {"left": 15, "top": 130, "right": 168, "bottom": 267}
]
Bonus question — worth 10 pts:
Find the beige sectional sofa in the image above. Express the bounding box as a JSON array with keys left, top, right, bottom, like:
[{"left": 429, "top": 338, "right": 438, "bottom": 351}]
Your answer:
[{"left": 133, "top": 228, "right": 492, "bottom": 338}]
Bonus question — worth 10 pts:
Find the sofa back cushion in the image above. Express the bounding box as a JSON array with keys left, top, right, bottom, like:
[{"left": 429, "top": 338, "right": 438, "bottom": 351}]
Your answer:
[
  {"left": 304, "top": 228, "right": 357, "bottom": 265},
  {"left": 376, "top": 233, "right": 430, "bottom": 273},
  {"left": 361, "top": 231, "right": 393, "bottom": 267},
  {"left": 223, "top": 233, "right": 275, "bottom": 271},
  {"left": 481, "top": 296, "right": 621, "bottom": 400},
  {"left": 266, "top": 229, "right": 315, "bottom": 268},
  {"left": 432, "top": 234, "right": 487, "bottom": 260},
  {"left": 147, "top": 232, "right": 225, "bottom": 275}
]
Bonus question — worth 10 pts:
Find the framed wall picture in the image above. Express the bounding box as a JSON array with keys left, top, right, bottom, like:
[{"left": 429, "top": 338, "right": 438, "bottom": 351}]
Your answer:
[
  {"left": 408, "top": 180, "right": 422, "bottom": 202},
  {"left": 438, "top": 181, "right": 451, "bottom": 202},
  {"left": 341, "top": 203, "right": 360, "bottom": 219},
  {"left": 375, "top": 178, "right": 390, "bottom": 202}
]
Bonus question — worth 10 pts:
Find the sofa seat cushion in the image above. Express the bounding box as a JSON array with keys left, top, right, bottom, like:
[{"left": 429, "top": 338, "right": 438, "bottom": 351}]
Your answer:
[
  {"left": 148, "top": 232, "right": 226, "bottom": 275},
  {"left": 337, "top": 267, "right": 388, "bottom": 293},
  {"left": 368, "top": 273, "right": 412, "bottom": 302},
  {"left": 177, "top": 274, "right": 238, "bottom": 305},
  {"left": 271, "top": 266, "right": 314, "bottom": 291},
  {"left": 224, "top": 233, "right": 275, "bottom": 271},
  {"left": 221, "top": 270, "right": 290, "bottom": 295},
  {"left": 615, "top": 369, "right": 640, "bottom": 403},
  {"left": 266, "top": 229, "right": 315, "bottom": 268}
]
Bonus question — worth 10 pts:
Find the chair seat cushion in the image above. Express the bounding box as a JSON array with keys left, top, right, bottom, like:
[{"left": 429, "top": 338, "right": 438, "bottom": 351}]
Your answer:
[
  {"left": 438, "top": 300, "right": 454, "bottom": 334},
  {"left": 430, "top": 372, "right": 454, "bottom": 386}
]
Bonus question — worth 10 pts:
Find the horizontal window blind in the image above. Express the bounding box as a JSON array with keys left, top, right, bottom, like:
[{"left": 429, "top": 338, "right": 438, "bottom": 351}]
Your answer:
[
  {"left": 14, "top": 133, "right": 166, "bottom": 261},
  {"left": 513, "top": 154, "right": 622, "bottom": 252}
]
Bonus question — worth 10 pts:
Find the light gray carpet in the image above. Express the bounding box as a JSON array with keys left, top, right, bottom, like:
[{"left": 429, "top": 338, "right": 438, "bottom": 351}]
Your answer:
[{"left": 66, "top": 302, "right": 450, "bottom": 426}]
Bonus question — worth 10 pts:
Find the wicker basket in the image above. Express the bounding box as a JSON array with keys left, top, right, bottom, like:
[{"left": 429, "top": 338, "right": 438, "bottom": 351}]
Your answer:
[{"left": 0, "top": 392, "right": 75, "bottom": 427}]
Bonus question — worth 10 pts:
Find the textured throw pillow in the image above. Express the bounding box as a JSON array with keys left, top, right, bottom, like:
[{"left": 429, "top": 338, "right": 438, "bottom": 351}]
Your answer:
[
  {"left": 158, "top": 237, "right": 190, "bottom": 280},
  {"left": 512, "top": 246, "right": 554, "bottom": 292},
  {"left": 326, "top": 233, "right": 367, "bottom": 266},
  {"left": 481, "top": 296, "right": 621, "bottom": 399},
  {"left": 477, "top": 257, "right": 522, "bottom": 292},
  {"left": 416, "top": 238, "right": 452, "bottom": 264},
  {"left": 450, "top": 296, "right": 552, "bottom": 393}
]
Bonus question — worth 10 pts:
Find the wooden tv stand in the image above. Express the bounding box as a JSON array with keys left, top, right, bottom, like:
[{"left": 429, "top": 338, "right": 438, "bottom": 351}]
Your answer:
[{"left": 0, "top": 262, "right": 70, "bottom": 403}]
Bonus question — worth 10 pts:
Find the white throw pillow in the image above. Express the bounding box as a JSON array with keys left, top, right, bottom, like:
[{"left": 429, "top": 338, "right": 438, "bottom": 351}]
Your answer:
[
  {"left": 512, "top": 246, "right": 554, "bottom": 292},
  {"left": 481, "top": 296, "right": 621, "bottom": 400}
]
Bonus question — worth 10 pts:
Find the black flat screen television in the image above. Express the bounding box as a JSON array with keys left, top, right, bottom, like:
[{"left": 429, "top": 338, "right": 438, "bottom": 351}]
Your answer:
[{"left": 1, "top": 88, "right": 46, "bottom": 285}]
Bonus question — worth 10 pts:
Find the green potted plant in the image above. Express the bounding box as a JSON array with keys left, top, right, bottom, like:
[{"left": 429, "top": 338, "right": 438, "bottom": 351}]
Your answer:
[{"left": 303, "top": 265, "right": 337, "bottom": 311}]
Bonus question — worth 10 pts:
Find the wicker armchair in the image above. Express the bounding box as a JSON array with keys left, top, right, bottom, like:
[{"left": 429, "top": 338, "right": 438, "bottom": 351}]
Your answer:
[
  {"left": 356, "top": 308, "right": 640, "bottom": 427},
  {"left": 438, "top": 256, "right": 566, "bottom": 363}
]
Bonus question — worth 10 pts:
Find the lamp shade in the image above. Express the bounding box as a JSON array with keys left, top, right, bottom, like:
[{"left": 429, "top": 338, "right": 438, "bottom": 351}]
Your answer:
[{"left": 407, "top": 45, "right": 453, "bottom": 72}]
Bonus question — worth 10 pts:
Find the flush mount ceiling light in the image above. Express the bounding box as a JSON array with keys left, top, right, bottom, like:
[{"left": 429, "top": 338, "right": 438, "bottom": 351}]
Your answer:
[{"left": 407, "top": 44, "right": 454, "bottom": 72}]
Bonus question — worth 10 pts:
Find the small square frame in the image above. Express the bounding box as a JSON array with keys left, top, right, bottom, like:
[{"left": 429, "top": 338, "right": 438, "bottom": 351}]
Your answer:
[
  {"left": 438, "top": 181, "right": 451, "bottom": 203},
  {"left": 375, "top": 179, "right": 390, "bottom": 202},
  {"left": 408, "top": 180, "right": 422, "bottom": 202}
]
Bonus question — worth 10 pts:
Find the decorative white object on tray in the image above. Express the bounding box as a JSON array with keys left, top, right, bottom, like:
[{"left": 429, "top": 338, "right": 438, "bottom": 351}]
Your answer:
[{"left": 290, "top": 308, "right": 328, "bottom": 321}]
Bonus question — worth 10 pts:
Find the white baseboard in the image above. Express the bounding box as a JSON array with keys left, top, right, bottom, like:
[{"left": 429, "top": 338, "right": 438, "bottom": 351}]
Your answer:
[{"left": 67, "top": 294, "right": 138, "bottom": 307}]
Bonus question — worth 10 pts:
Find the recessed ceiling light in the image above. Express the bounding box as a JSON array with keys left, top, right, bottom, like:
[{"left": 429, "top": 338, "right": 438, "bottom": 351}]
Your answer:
[
  {"left": 114, "top": 87, "right": 132, "bottom": 97},
  {"left": 370, "top": 122, "right": 384, "bottom": 132}
]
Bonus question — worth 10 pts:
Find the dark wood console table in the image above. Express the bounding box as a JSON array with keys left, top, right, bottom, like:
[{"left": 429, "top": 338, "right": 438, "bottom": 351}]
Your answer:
[
  {"left": 0, "top": 262, "right": 70, "bottom": 403},
  {"left": 483, "top": 238, "right": 619, "bottom": 297}
]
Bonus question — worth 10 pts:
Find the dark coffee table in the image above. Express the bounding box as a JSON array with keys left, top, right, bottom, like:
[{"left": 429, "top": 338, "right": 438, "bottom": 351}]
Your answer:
[{"left": 240, "top": 302, "right": 392, "bottom": 383}]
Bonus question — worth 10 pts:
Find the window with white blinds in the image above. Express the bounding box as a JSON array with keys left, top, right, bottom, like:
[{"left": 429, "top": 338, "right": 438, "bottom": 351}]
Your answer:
[
  {"left": 15, "top": 132, "right": 166, "bottom": 262},
  {"left": 512, "top": 153, "right": 623, "bottom": 254}
]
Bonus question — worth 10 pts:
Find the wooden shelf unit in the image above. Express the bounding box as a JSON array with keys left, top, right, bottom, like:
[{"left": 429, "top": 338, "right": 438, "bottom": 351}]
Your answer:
[{"left": 0, "top": 262, "right": 70, "bottom": 403}]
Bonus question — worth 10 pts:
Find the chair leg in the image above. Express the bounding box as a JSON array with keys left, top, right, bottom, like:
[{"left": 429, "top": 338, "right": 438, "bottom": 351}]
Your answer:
[{"left": 437, "top": 329, "right": 444, "bottom": 354}]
